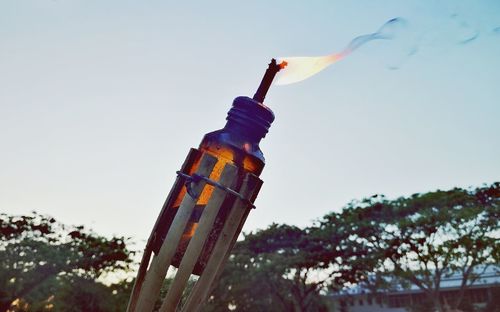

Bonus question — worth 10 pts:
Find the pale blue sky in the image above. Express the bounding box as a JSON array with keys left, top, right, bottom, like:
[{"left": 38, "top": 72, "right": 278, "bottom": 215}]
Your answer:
[{"left": 1, "top": 0, "right": 499, "bottom": 243}]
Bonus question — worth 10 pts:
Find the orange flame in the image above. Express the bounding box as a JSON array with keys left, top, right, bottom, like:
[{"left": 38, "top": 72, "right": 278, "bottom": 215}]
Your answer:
[
  {"left": 279, "top": 60, "right": 288, "bottom": 69},
  {"left": 274, "top": 54, "right": 343, "bottom": 85}
]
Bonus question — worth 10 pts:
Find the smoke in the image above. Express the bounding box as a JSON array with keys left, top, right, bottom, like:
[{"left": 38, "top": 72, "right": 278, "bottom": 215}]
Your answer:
[
  {"left": 340, "top": 18, "right": 408, "bottom": 56},
  {"left": 450, "top": 14, "right": 480, "bottom": 44},
  {"left": 275, "top": 6, "right": 498, "bottom": 85}
]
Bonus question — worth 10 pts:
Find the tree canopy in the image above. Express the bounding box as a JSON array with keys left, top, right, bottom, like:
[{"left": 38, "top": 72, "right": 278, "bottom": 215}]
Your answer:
[
  {"left": 0, "top": 212, "right": 134, "bottom": 312},
  {"left": 316, "top": 182, "right": 500, "bottom": 311},
  {"left": 2, "top": 182, "right": 498, "bottom": 311},
  {"left": 205, "top": 224, "right": 330, "bottom": 312},
  {"left": 205, "top": 219, "right": 382, "bottom": 312},
  {"left": 206, "top": 183, "right": 499, "bottom": 312}
]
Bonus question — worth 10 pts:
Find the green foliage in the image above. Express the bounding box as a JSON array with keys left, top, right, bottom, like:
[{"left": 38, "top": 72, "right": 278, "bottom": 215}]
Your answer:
[
  {"left": 317, "top": 183, "right": 500, "bottom": 311},
  {"left": 2, "top": 182, "right": 498, "bottom": 311},
  {"left": 205, "top": 224, "right": 336, "bottom": 312},
  {"left": 0, "top": 212, "right": 134, "bottom": 312},
  {"left": 51, "top": 277, "right": 132, "bottom": 312},
  {"left": 203, "top": 183, "right": 499, "bottom": 311}
]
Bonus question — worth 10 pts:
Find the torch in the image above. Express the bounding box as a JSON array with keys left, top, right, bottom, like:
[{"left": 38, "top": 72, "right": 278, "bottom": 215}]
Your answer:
[{"left": 127, "top": 59, "right": 286, "bottom": 312}]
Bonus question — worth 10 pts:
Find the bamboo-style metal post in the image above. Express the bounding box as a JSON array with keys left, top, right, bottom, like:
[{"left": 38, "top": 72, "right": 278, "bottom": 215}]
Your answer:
[
  {"left": 127, "top": 149, "right": 200, "bottom": 312},
  {"left": 181, "top": 173, "right": 261, "bottom": 312},
  {"left": 127, "top": 150, "right": 262, "bottom": 312}
]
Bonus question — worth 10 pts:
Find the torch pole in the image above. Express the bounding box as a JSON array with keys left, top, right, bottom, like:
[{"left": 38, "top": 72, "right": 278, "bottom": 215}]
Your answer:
[{"left": 127, "top": 59, "right": 284, "bottom": 312}]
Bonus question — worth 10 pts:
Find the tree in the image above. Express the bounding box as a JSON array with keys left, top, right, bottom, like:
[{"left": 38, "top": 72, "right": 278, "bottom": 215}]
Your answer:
[
  {"left": 205, "top": 224, "right": 323, "bottom": 311},
  {"left": 205, "top": 223, "right": 369, "bottom": 312},
  {"left": 0, "top": 212, "right": 134, "bottom": 312},
  {"left": 318, "top": 183, "right": 500, "bottom": 312},
  {"left": 49, "top": 276, "right": 132, "bottom": 312}
]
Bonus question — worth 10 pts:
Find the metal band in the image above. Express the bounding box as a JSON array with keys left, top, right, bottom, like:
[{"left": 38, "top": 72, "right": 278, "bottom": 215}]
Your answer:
[{"left": 176, "top": 171, "right": 256, "bottom": 209}]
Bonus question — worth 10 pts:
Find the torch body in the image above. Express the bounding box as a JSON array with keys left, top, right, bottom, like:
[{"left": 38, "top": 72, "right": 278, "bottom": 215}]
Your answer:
[{"left": 128, "top": 96, "right": 274, "bottom": 312}]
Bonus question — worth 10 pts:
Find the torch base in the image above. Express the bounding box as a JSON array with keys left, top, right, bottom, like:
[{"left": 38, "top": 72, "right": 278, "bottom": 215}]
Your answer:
[{"left": 127, "top": 148, "right": 262, "bottom": 312}]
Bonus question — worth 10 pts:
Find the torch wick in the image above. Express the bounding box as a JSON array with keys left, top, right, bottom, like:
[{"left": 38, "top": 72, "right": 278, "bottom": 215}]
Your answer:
[{"left": 253, "top": 58, "right": 287, "bottom": 104}]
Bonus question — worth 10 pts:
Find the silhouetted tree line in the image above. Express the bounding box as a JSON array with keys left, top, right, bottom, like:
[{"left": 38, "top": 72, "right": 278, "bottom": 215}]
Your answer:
[
  {"left": 1, "top": 183, "right": 498, "bottom": 311},
  {"left": 0, "top": 212, "right": 133, "bottom": 312},
  {"left": 205, "top": 183, "right": 500, "bottom": 312}
]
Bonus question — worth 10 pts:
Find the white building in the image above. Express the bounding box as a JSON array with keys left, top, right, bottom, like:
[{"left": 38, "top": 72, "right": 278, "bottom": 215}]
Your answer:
[{"left": 326, "top": 265, "right": 499, "bottom": 312}]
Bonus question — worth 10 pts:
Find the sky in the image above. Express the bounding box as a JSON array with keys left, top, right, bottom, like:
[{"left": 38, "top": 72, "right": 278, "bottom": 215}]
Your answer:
[{"left": 1, "top": 0, "right": 499, "bottom": 245}]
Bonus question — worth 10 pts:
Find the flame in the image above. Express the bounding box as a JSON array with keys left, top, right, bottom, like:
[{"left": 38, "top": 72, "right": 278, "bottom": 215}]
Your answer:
[
  {"left": 274, "top": 54, "right": 342, "bottom": 85},
  {"left": 275, "top": 18, "right": 407, "bottom": 85},
  {"left": 279, "top": 60, "right": 288, "bottom": 69}
]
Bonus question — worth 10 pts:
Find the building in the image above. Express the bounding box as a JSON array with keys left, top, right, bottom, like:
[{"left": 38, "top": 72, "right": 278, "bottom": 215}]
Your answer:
[{"left": 326, "top": 265, "right": 499, "bottom": 312}]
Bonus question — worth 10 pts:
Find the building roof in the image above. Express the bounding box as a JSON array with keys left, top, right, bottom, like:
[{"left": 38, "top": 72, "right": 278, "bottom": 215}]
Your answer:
[{"left": 330, "top": 264, "right": 500, "bottom": 296}]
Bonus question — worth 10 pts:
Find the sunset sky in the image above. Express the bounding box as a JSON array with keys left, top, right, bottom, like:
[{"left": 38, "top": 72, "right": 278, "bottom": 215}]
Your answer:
[{"left": 1, "top": 0, "right": 499, "bottom": 244}]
